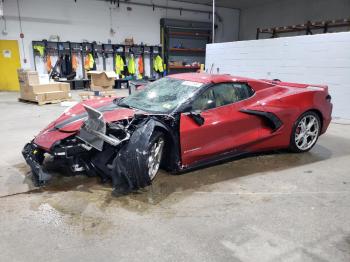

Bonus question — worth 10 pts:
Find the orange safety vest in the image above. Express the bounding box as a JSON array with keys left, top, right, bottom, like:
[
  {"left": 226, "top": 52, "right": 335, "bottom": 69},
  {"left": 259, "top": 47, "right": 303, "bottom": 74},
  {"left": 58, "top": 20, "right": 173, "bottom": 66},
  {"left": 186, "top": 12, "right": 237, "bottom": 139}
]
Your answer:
[
  {"left": 138, "top": 56, "right": 144, "bottom": 75},
  {"left": 84, "top": 54, "right": 90, "bottom": 70},
  {"left": 46, "top": 56, "right": 52, "bottom": 72},
  {"left": 72, "top": 54, "right": 78, "bottom": 72}
]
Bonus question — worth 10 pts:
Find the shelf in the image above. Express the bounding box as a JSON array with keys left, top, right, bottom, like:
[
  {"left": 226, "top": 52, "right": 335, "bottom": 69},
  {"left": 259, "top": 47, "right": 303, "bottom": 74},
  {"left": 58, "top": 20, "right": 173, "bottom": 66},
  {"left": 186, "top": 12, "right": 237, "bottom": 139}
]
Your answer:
[
  {"left": 161, "top": 19, "right": 211, "bottom": 75},
  {"left": 169, "top": 48, "right": 205, "bottom": 53},
  {"left": 169, "top": 31, "right": 211, "bottom": 37},
  {"left": 257, "top": 18, "right": 350, "bottom": 39},
  {"left": 169, "top": 65, "right": 200, "bottom": 70}
]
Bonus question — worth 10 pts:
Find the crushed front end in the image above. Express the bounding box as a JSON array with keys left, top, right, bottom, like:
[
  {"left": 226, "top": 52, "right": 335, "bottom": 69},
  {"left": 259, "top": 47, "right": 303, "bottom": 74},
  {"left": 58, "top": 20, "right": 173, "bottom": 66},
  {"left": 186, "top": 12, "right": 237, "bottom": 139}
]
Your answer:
[{"left": 22, "top": 104, "right": 180, "bottom": 195}]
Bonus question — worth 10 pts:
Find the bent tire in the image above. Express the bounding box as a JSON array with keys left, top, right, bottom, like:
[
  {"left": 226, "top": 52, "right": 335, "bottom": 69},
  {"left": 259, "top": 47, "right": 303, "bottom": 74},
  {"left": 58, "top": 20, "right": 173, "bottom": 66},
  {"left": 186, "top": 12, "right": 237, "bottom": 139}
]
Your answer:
[
  {"left": 147, "top": 131, "right": 165, "bottom": 180},
  {"left": 290, "top": 111, "right": 321, "bottom": 153}
]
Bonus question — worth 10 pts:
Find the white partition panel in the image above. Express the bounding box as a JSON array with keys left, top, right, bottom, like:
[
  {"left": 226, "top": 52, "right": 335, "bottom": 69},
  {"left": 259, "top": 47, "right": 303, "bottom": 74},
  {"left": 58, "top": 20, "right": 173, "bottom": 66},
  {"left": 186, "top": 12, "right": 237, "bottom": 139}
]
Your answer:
[{"left": 205, "top": 32, "right": 350, "bottom": 119}]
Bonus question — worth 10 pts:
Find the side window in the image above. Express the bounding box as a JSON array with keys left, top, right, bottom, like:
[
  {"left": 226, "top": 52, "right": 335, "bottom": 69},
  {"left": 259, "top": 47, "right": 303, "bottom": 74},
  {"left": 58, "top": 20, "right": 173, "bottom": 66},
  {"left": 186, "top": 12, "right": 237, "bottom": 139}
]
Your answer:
[
  {"left": 192, "top": 88, "right": 215, "bottom": 111},
  {"left": 192, "top": 83, "right": 254, "bottom": 111},
  {"left": 213, "top": 83, "right": 241, "bottom": 107},
  {"left": 233, "top": 83, "right": 255, "bottom": 100}
]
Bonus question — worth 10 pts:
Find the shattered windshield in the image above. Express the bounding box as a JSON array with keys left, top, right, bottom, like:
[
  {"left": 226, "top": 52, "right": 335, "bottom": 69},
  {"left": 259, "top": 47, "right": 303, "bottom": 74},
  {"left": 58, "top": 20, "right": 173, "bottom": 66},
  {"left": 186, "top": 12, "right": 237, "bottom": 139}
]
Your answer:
[{"left": 119, "top": 77, "right": 204, "bottom": 113}]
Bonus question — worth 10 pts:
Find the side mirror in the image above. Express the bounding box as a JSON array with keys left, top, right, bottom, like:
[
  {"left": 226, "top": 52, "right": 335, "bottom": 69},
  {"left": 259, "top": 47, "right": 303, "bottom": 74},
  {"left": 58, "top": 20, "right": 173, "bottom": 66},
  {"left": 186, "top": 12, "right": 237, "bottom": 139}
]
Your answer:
[{"left": 189, "top": 110, "right": 205, "bottom": 126}]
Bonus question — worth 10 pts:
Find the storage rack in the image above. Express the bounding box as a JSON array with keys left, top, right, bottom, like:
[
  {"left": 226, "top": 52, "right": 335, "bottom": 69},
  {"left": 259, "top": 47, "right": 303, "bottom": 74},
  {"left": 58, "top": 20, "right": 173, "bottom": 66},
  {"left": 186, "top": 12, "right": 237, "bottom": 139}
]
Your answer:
[
  {"left": 46, "top": 41, "right": 59, "bottom": 56},
  {"left": 81, "top": 42, "right": 93, "bottom": 78},
  {"left": 160, "top": 18, "right": 211, "bottom": 75},
  {"left": 147, "top": 45, "right": 162, "bottom": 79},
  {"left": 256, "top": 18, "right": 350, "bottom": 39},
  {"left": 112, "top": 44, "right": 125, "bottom": 76},
  {"left": 102, "top": 43, "right": 114, "bottom": 72},
  {"left": 57, "top": 42, "right": 71, "bottom": 78},
  {"left": 70, "top": 42, "right": 85, "bottom": 86},
  {"left": 32, "top": 41, "right": 163, "bottom": 89},
  {"left": 32, "top": 40, "right": 47, "bottom": 61},
  {"left": 92, "top": 43, "right": 104, "bottom": 71},
  {"left": 45, "top": 42, "right": 59, "bottom": 74}
]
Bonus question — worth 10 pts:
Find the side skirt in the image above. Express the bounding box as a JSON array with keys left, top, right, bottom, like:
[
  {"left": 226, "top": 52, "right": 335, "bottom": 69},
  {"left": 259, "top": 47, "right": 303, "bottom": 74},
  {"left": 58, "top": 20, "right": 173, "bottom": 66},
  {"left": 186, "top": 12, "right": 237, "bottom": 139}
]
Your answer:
[{"left": 177, "top": 149, "right": 248, "bottom": 174}]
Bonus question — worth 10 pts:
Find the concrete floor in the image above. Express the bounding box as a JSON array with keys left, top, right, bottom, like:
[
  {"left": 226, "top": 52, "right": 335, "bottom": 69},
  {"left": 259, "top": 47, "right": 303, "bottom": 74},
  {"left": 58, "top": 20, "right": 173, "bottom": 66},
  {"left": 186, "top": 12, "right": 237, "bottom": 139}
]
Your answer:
[{"left": 0, "top": 91, "right": 349, "bottom": 262}]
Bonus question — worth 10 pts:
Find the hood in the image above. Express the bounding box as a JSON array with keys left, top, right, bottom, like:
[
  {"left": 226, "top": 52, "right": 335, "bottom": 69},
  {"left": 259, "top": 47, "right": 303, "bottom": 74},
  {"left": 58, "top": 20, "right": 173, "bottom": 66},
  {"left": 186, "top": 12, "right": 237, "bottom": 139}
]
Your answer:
[
  {"left": 54, "top": 98, "right": 135, "bottom": 132},
  {"left": 33, "top": 97, "right": 137, "bottom": 150}
]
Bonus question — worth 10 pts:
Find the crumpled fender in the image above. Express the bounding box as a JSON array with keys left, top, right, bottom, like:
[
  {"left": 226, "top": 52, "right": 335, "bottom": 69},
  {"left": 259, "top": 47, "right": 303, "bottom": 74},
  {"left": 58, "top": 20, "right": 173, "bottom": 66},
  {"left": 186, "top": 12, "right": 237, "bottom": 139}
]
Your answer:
[{"left": 111, "top": 118, "right": 166, "bottom": 194}]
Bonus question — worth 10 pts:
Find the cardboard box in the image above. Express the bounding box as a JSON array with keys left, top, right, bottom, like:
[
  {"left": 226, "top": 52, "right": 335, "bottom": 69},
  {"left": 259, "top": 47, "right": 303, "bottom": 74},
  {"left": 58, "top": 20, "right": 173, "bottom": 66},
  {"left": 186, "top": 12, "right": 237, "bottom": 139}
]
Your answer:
[
  {"left": 17, "top": 69, "right": 40, "bottom": 86},
  {"left": 78, "top": 90, "right": 117, "bottom": 101},
  {"left": 169, "top": 61, "right": 183, "bottom": 67},
  {"left": 88, "top": 71, "right": 117, "bottom": 91},
  {"left": 90, "top": 86, "right": 113, "bottom": 91},
  {"left": 20, "top": 82, "right": 71, "bottom": 105},
  {"left": 38, "top": 74, "right": 50, "bottom": 84},
  {"left": 124, "top": 38, "right": 134, "bottom": 46}
]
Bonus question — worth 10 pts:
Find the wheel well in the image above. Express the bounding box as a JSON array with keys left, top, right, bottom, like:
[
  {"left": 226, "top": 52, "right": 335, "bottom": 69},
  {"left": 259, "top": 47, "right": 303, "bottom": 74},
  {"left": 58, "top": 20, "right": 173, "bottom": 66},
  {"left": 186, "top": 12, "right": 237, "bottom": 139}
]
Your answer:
[
  {"left": 305, "top": 109, "right": 323, "bottom": 130},
  {"left": 153, "top": 126, "right": 179, "bottom": 171},
  {"left": 154, "top": 126, "right": 170, "bottom": 141}
]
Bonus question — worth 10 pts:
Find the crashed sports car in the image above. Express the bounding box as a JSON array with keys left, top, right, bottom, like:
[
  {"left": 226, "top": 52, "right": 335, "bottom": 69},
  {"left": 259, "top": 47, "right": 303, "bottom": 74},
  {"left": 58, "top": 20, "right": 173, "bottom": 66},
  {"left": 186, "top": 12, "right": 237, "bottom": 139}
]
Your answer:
[{"left": 23, "top": 73, "right": 332, "bottom": 195}]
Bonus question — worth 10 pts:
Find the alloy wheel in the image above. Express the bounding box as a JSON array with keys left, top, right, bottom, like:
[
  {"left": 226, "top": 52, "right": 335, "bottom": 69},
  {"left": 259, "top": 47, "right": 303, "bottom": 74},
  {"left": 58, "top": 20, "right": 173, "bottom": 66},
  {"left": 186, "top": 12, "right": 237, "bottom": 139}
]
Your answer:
[
  {"left": 294, "top": 114, "right": 320, "bottom": 151},
  {"left": 148, "top": 137, "right": 165, "bottom": 180}
]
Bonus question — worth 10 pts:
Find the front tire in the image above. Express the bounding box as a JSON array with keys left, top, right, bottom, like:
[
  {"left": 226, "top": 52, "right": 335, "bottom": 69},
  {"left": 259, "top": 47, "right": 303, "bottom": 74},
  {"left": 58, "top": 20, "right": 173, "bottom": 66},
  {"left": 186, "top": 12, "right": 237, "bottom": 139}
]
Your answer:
[
  {"left": 289, "top": 111, "right": 321, "bottom": 153},
  {"left": 147, "top": 131, "right": 165, "bottom": 180}
]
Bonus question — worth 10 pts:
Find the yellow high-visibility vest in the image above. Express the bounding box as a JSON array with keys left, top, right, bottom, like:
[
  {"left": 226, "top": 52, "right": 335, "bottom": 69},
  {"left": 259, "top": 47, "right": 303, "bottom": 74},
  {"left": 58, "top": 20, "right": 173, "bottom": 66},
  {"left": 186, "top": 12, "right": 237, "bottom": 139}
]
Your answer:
[
  {"left": 33, "top": 45, "right": 45, "bottom": 57},
  {"left": 88, "top": 53, "right": 94, "bottom": 69},
  {"left": 153, "top": 55, "right": 164, "bottom": 73},
  {"left": 128, "top": 55, "right": 136, "bottom": 75},
  {"left": 115, "top": 55, "right": 125, "bottom": 75}
]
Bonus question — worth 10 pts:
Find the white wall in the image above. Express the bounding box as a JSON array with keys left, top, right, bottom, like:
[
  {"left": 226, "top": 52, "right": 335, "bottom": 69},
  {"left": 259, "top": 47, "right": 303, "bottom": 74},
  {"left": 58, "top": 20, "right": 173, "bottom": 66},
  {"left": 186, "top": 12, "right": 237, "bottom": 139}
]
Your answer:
[
  {"left": 239, "top": 0, "right": 350, "bottom": 40},
  {"left": 0, "top": 0, "right": 240, "bottom": 69},
  {"left": 205, "top": 32, "right": 350, "bottom": 119}
]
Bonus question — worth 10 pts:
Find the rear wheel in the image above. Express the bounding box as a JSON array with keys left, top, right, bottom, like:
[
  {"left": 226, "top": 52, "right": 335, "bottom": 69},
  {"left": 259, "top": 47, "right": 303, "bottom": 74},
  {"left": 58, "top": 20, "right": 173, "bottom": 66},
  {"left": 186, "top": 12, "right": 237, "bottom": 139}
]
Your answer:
[
  {"left": 290, "top": 111, "right": 321, "bottom": 153},
  {"left": 147, "top": 132, "right": 165, "bottom": 180}
]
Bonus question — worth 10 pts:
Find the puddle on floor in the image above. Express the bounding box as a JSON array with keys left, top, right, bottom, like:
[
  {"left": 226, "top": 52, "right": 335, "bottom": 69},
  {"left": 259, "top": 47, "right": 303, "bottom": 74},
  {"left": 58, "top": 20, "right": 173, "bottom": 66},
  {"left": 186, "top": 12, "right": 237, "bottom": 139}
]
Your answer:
[
  {"left": 21, "top": 134, "right": 350, "bottom": 233},
  {"left": 13, "top": 162, "right": 31, "bottom": 174}
]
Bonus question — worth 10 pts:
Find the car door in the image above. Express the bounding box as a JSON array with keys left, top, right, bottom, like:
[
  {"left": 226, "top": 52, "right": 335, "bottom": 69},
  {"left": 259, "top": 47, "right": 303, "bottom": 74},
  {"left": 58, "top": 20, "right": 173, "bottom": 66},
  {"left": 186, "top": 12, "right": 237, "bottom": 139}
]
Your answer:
[{"left": 179, "top": 82, "right": 262, "bottom": 167}]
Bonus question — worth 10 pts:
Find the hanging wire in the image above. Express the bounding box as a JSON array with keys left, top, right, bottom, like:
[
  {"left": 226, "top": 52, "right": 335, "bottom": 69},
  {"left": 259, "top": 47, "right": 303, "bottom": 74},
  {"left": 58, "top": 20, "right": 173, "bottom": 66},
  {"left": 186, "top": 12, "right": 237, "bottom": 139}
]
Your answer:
[
  {"left": 0, "top": 1, "right": 8, "bottom": 36},
  {"left": 1, "top": 16, "right": 7, "bottom": 35},
  {"left": 109, "top": 6, "right": 113, "bottom": 28},
  {"left": 16, "top": 0, "right": 26, "bottom": 63},
  {"left": 165, "top": 0, "right": 168, "bottom": 19}
]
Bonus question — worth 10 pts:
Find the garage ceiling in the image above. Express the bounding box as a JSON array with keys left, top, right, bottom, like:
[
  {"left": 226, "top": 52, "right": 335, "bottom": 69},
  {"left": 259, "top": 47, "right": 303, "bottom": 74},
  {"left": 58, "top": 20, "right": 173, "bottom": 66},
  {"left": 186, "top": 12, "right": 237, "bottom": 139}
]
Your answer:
[{"left": 173, "top": 0, "right": 275, "bottom": 9}]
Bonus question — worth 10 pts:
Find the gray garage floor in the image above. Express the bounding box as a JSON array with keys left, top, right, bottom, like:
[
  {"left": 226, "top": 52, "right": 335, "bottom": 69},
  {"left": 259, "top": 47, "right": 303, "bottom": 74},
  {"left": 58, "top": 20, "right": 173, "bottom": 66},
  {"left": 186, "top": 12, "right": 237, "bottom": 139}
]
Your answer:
[{"left": 0, "top": 91, "right": 349, "bottom": 262}]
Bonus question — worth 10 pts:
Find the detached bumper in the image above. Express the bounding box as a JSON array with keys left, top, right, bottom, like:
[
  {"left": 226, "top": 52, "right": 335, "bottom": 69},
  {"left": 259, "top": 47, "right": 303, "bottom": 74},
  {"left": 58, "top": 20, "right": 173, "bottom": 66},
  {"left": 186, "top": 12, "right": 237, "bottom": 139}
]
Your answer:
[{"left": 22, "top": 142, "right": 51, "bottom": 186}]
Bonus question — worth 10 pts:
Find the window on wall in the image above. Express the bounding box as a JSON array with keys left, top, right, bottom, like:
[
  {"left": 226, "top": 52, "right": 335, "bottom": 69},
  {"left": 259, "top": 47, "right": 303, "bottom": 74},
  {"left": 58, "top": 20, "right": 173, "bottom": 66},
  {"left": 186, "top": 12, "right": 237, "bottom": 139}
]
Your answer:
[{"left": 192, "top": 83, "right": 254, "bottom": 111}]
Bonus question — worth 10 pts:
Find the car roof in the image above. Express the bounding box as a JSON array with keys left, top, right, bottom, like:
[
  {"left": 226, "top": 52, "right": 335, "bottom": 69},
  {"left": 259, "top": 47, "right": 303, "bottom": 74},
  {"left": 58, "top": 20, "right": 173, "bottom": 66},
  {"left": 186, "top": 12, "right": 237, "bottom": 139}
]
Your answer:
[{"left": 167, "top": 73, "right": 254, "bottom": 84}]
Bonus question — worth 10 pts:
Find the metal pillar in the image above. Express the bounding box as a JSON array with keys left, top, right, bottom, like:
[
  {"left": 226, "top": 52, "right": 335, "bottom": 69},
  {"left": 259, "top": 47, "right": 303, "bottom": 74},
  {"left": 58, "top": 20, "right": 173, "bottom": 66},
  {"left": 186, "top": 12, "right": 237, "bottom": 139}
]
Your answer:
[{"left": 212, "top": 0, "right": 215, "bottom": 43}]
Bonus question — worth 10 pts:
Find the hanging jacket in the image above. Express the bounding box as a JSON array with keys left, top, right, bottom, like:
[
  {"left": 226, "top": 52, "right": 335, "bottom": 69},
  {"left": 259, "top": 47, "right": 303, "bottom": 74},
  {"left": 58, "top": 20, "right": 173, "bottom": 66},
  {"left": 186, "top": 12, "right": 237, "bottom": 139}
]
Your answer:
[
  {"left": 115, "top": 54, "right": 125, "bottom": 75},
  {"left": 72, "top": 54, "right": 78, "bottom": 72},
  {"left": 88, "top": 53, "right": 94, "bottom": 69},
  {"left": 138, "top": 56, "right": 144, "bottom": 75},
  {"left": 60, "top": 55, "right": 66, "bottom": 76},
  {"left": 127, "top": 55, "right": 136, "bottom": 75},
  {"left": 153, "top": 55, "right": 164, "bottom": 73},
  {"left": 65, "top": 55, "right": 72, "bottom": 75},
  {"left": 84, "top": 54, "right": 90, "bottom": 70},
  {"left": 60, "top": 55, "right": 71, "bottom": 76},
  {"left": 46, "top": 56, "right": 52, "bottom": 72},
  {"left": 33, "top": 45, "right": 45, "bottom": 57}
]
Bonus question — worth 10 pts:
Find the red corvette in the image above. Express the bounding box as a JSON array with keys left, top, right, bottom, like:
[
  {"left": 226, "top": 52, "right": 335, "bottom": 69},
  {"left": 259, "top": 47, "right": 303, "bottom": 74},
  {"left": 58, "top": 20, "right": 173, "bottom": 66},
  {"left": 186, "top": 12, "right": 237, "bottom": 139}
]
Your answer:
[{"left": 23, "top": 73, "right": 332, "bottom": 195}]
